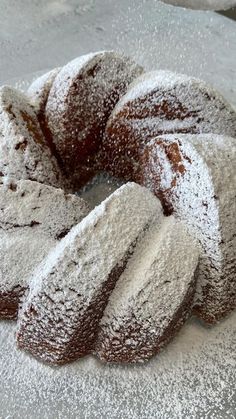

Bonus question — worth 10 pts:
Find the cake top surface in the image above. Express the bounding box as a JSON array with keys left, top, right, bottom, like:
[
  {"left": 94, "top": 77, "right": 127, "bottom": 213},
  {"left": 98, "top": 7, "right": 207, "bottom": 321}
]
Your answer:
[
  {"left": 0, "top": 85, "right": 46, "bottom": 146},
  {"left": 0, "top": 178, "right": 89, "bottom": 238},
  {"left": 24, "top": 182, "right": 163, "bottom": 304},
  {"left": 47, "top": 50, "right": 143, "bottom": 112},
  {"left": 0, "top": 179, "right": 89, "bottom": 292},
  {"left": 27, "top": 67, "right": 60, "bottom": 112},
  {"left": 112, "top": 70, "right": 228, "bottom": 107},
  {"left": 101, "top": 216, "right": 199, "bottom": 325},
  {"left": 108, "top": 70, "right": 236, "bottom": 140}
]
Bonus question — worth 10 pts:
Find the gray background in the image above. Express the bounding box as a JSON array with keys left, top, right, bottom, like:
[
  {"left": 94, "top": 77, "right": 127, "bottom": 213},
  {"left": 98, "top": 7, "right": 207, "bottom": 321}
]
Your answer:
[{"left": 1, "top": 0, "right": 236, "bottom": 110}]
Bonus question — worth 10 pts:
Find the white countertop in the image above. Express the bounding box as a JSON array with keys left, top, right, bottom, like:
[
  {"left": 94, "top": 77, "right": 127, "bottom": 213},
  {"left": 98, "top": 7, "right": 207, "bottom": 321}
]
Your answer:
[{"left": 1, "top": 0, "right": 236, "bottom": 106}]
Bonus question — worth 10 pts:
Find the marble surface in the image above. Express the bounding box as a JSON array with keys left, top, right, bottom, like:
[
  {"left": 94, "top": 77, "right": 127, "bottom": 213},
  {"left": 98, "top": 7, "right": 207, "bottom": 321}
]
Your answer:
[
  {"left": 0, "top": 0, "right": 236, "bottom": 107},
  {"left": 161, "top": 0, "right": 236, "bottom": 10}
]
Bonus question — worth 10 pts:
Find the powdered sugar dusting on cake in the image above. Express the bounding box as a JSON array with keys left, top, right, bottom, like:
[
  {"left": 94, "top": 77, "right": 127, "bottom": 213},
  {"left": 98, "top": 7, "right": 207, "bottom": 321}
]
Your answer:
[
  {"left": 0, "top": 86, "right": 66, "bottom": 189},
  {"left": 96, "top": 217, "right": 199, "bottom": 362},
  {"left": 114, "top": 70, "right": 199, "bottom": 105},
  {"left": 0, "top": 178, "right": 89, "bottom": 313},
  {"left": 45, "top": 51, "right": 143, "bottom": 176},
  {"left": 109, "top": 70, "right": 236, "bottom": 137},
  {"left": 17, "top": 183, "right": 163, "bottom": 364},
  {"left": 100, "top": 218, "right": 198, "bottom": 320},
  {"left": 27, "top": 68, "right": 60, "bottom": 114},
  {"left": 142, "top": 133, "right": 236, "bottom": 323},
  {"left": 47, "top": 52, "right": 103, "bottom": 111}
]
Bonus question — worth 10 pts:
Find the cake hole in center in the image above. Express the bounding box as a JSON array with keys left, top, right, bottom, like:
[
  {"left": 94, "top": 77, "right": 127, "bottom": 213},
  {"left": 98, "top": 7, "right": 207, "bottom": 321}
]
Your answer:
[{"left": 77, "top": 173, "right": 125, "bottom": 209}]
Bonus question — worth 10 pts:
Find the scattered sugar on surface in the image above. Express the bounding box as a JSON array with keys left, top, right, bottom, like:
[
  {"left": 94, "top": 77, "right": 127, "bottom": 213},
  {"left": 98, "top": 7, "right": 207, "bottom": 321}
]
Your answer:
[
  {"left": 1, "top": 311, "right": 235, "bottom": 418},
  {"left": 77, "top": 172, "right": 124, "bottom": 208}
]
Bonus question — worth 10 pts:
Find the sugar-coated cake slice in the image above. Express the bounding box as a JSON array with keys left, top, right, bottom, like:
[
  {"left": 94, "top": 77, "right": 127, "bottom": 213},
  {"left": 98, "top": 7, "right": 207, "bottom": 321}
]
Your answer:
[
  {"left": 0, "top": 86, "right": 65, "bottom": 189},
  {"left": 27, "top": 68, "right": 63, "bottom": 165},
  {"left": 0, "top": 178, "right": 89, "bottom": 319},
  {"left": 16, "top": 183, "right": 163, "bottom": 364},
  {"left": 96, "top": 217, "right": 199, "bottom": 363},
  {"left": 103, "top": 70, "right": 236, "bottom": 180},
  {"left": 140, "top": 133, "right": 236, "bottom": 323},
  {"left": 28, "top": 68, "right": 60, "bottom": 116},
  {"left": 45, "top": 51, "right": 143, "bottom": 187}
]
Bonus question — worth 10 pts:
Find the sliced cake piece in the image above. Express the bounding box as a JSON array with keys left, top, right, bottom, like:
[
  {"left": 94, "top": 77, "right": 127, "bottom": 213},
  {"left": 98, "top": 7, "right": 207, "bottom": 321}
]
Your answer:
[
  {"left": 140, "top": 133, "right": 236, "bottom": 323},
  {"left": 27, "top": 68, "right": 63, "bottom": 165},
  {"left": 45, "top": 51, "right": 143, "bottom": 187},
  {"left": 103, "top": 70, "right": 236, "bottom": 180},
  {"left": 28, "top": 68, "right": 60, "bottom": 116},
  {"left": 0, "top": 178, "right": 89, "bottom": 319},
  {"left": 96, "top": 217, "right": 199, "bottom": 363},
  {"left": 0, "top": 86, "right": 66, "bottom": 189},
  {"left": 16, "top": 182, "right": 163, "bottom": 365}
]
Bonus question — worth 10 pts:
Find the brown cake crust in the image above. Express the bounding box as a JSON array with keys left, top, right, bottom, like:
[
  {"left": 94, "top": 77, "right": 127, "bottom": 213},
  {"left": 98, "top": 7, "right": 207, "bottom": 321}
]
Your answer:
[
  {"left": 139, "top": 134, "right": 236, "bottom": 324},
  {"left": 0, "top": 178, "right": 89, "bottom": 319},
  {"left": 103, "top": 71, "right": 236, "bottom": 181},
  {"left": 45, "top": 51, "right": 143, "bottom": 188},
  {"left": 16, "top": 184, "right": 162, "bottom": 364},
  {"left": 95, "top": 218, "right": 199, "bottom": 363},
  {"left": 96, "top": 277, "right": 196, "bottom": 363},
  {"left": 0, "top": 287, "right": 26, "bottom": 320},
  {"left": 0, "top": 85, "right": 67, "bottom": 189}
]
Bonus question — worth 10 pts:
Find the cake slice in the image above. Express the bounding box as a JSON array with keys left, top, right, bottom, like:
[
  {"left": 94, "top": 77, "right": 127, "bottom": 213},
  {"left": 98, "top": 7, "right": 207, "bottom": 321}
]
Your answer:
[
  {"left": 0, "top": 86, "right": 66, "bottom": 189},
  {"left": 28, "top": 68, "right": 60, "bottom": 117},
  {"left": 96, "top": 217, "right": 199, "bottom": 363},
  {"left": 140, "top": 133, "right": 236, "bottom": 323},
  {"left": 0, "top": 178, "right": 89, "bottom": 319},
  {"left": 45, "top": 51, "right": 143, "bottom": 188},
  {"left": 16, "top": 183, "right": 163, "bottom": 364},
  {"left": 27, "top": 68, "right": 62, "bottom": 162},
  {"left": 103, "top": 70, "right": 236, "bottom": 180}
]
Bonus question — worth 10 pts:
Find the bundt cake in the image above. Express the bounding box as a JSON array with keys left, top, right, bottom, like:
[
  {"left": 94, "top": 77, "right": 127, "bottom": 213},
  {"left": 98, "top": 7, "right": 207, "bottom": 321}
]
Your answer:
[
  {"left": 140, "top": 133, "right": 236, "bottom": 323},
  {"left": 0, "top": 178, "right": 89, "bottom": 319},
  {"left": 96, "top": 216, "right": 199, "bottom": 363},
  {"left": 0, "top": 50, "right": 235, "bottom": 366},
  {"left": 103, "top": 70, "right": 236, "bottom": 180},
  {"left": 16, "top": 183, "right": 167, "bottom": 364}
]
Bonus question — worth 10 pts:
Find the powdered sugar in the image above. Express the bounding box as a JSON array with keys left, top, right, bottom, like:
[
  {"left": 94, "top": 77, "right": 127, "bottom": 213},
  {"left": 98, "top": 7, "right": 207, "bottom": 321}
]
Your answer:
[
  {"left": 1, "top": 312, "right": 235, "bottom": 418},
  {"left": 109, "top": 70, "right": 236, "bottom": 138},
  {"left": 46, "top": 52, "right": 103, "bottom": 112},
  {"left": 45, "top": 51, "right": 143, "bottom": 174},
  {"left": 142, "top": 133, "right": 236, "bottom": 322},
  {"left": 17, "top": 183, "right": 163, "bottom": 364},
  {"left": 96, "top": 217, "right": 199, "bottom": 362},
  {"left": 0, "top": 86, "right": 66, "bottom": 189},
  {"left": 0, "top": 179, "right": 89, "bottom": 310},
  {"left": 27, "top": 67, "right": 60, "bottom": 114},
  {"left": 100, "top": 218, "right": 198, "bottom": 321}
]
